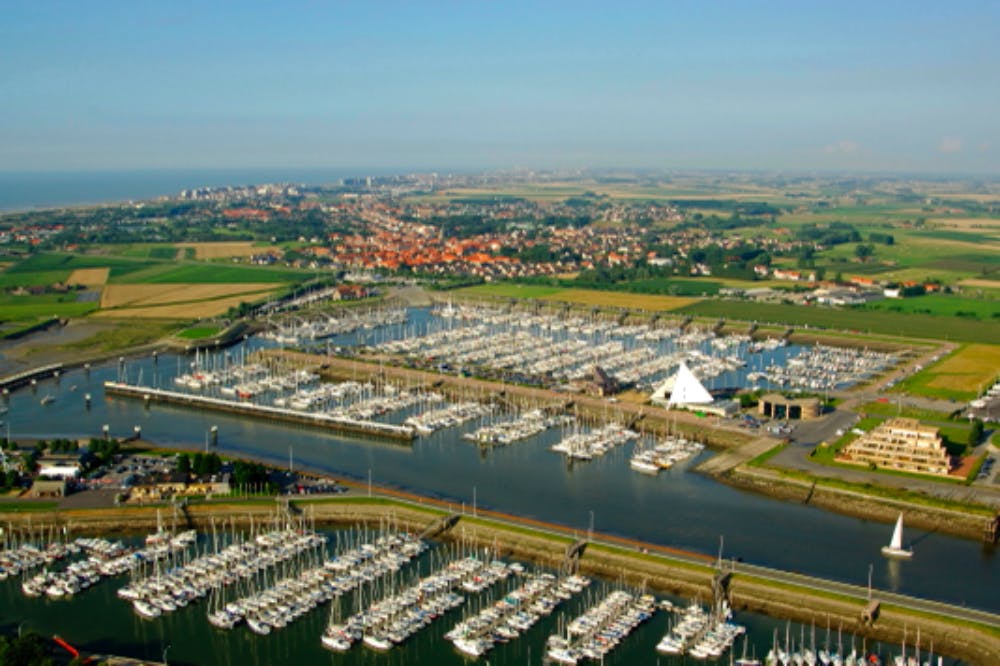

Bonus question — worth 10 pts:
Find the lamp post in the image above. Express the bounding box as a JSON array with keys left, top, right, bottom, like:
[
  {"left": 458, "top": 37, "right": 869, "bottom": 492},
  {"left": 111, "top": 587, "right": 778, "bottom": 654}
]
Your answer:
[
  {"left": 588, "top": 510, "right": 594, "bottom": 542},
  {"left": 163, "top": 643, "right": 172, "bottom": 666}
]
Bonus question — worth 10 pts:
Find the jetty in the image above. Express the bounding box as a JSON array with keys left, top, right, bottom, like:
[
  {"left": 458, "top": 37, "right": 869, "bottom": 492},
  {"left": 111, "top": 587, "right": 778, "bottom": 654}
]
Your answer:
[
  {"left": 0, "top": 363, "right": 64, "bottom": 391},
  {"left": 102, "top": 381, "right": 415, "bottom": 442}
]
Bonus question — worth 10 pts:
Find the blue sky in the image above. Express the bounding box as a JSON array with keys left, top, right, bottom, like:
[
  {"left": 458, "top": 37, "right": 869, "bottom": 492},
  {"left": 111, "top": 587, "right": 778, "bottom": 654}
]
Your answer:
[{"left": 2, "top": 1, "right": 998, "bottom": 173}]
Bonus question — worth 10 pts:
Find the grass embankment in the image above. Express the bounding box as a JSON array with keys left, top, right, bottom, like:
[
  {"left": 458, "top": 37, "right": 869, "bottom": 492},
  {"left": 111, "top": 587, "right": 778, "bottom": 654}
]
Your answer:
[{"left": 739, "top": 463, "right": 995, "bottom": 519}]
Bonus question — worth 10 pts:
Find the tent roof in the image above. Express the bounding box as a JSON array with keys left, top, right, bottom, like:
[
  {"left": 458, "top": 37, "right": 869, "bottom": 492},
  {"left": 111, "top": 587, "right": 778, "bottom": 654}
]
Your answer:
[{"left": 668, "top": 362, "right": 713, "bottom": 405}]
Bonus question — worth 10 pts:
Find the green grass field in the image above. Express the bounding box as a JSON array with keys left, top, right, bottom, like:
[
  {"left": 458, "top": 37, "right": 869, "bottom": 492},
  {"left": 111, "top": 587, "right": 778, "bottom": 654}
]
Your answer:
[
  {"left": 0, "top": 293, "right": 99, "bottom": 321},
  {"left": 0, "top": 269, "right": 72, "bottom": 288},
  {"left": 893, "top": 344, "right": 1000, "bottom": 401},
  {"left": 5, "top": 252, "right": 154, "bottom": 279},
  {"left": 678, "top": 300, "right": 1000, "bottom": 344},
  {"left": 861, "top": 294, "right": 1000, "bottom": 318},
  {"left": 177, "top": 326, "right": 222, "bottom": 339}
]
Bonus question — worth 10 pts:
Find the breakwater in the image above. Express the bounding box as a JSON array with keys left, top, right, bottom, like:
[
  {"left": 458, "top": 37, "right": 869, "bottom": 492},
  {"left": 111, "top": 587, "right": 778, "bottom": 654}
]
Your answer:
[{"left": 102, "top": 381, "right": 415, "bottom": 442}]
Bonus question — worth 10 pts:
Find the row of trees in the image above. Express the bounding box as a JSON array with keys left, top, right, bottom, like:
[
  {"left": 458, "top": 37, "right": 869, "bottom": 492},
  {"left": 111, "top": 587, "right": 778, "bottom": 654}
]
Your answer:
[{"left": 176, "top": 452, "right": 223, "bottom": 477}]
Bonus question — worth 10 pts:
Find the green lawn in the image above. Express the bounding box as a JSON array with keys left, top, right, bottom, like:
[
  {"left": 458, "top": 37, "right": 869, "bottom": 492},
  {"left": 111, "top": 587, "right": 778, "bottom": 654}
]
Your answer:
[{"left": 177, "top": 326, "right": 222, "bottom": 339}]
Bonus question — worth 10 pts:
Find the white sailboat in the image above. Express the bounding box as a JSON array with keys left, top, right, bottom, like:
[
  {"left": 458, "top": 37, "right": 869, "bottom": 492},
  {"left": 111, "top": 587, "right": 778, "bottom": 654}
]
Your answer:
[{"left": 881, "top": 513, "right": 913, "bottom": 559}]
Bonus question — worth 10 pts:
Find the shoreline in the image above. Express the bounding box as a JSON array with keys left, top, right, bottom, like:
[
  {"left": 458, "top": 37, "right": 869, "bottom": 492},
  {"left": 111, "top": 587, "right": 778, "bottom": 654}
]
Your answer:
[{"left": 714, "top": 465, "right": 997, "bottom": 541}]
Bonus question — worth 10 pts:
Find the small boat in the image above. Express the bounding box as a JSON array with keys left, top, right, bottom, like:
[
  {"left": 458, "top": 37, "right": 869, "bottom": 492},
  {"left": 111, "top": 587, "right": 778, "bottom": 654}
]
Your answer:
[
  {"left": 40, "top": 395, "right": 55, "bottom": 405},
  {"left": 881, "top": 513, "right": 913, "bottom": 559}
]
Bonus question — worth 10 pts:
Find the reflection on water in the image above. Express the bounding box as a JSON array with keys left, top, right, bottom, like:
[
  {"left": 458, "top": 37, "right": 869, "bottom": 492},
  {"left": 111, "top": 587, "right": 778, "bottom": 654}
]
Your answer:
[{"left": 886, "top": 558, "right": 903, "bottom": 592}]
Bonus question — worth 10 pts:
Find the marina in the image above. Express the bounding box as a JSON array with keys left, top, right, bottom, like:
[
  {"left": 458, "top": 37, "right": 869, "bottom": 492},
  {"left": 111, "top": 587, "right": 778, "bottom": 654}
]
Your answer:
[
  {"left": 1, "top": 329, "right": 995, "bottom": 616},
  {"left": 0, "top": 309, "right": 997, "bottom": 664},
  {"left": 0, "top": 502, "right": 989, "bottom": 664}
]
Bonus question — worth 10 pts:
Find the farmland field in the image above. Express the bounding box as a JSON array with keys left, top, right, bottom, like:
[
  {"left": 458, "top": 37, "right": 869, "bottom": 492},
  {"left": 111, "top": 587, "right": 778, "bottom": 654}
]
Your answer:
[
  {"left": 861, "top": 294, "right": 1000, "bottom": 318},
  {"left": 0, "top": 293, "right": 99, "bottom": 321},
  {"left": 177, "top": 241, "right": 280, "bottom": 260},
  {"left": 100, "top": 283, "right": 277, "bottom": 309},
  {"left": 66, "top": 267, "right": 110, "bottom": 286},
  {"left": 92, "top": 293, "right": 274, "bottom": 319},
  {"left": 455, "top": 284, "right": 566, "bottom": 299},
  {"left": 0, "top": 269, "right": 71, "bottom": 288},
  {"left": 120, "top": 263, "right": 306, "bottom": 284},
  {"left": 677, "top": 300, "right": 1000, "bottom": 344},
  {"left": 895, "top": 344, "right": 1000, "bottom": 401},
  {"left": 539, "top": 288, "right": 698, "bottom": 311}
]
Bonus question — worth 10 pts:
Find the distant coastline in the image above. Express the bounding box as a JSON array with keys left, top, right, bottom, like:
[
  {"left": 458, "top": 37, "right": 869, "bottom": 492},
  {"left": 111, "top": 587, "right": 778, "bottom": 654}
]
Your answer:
[{"left": 0, "top": 167, "right": 391, "bottom": 211}]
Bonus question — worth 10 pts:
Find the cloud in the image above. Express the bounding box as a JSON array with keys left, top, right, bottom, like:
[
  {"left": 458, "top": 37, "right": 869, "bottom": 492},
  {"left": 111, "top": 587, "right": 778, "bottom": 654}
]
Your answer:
[
  {"left": 824, "top": 140, "right": 860, "bottom": 154},
  {"left": 938, "top": 136, "right": 963, "bottom": 153}
]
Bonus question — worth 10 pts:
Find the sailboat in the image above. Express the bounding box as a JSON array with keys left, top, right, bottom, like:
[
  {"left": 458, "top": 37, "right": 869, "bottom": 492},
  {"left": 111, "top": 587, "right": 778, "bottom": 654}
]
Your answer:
[{"left": 881, "top": 513, "right": 913, "bottom": 559}]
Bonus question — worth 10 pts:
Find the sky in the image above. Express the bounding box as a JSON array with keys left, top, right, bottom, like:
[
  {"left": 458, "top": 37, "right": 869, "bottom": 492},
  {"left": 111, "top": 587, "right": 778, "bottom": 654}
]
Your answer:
[{"left": 1, "top": 1, "right": 998, "bottom": 174}]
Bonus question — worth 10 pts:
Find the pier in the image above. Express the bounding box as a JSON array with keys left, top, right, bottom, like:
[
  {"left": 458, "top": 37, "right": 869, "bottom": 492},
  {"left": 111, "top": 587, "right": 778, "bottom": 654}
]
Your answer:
[
  {"left": 0, "top": 363, "right": 64, "bottom": 391},
  {"left": 102, "top": 381, "right": 416, "bottom": 442}
]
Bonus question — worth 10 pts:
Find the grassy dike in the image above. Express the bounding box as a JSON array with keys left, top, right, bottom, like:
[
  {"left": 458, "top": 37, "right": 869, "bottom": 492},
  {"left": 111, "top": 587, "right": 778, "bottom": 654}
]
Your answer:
[
  {"left": 1, "top": 496, "right": 997, "bottom": 664},
  {"left": 721, "top": 463, "right": 996, "bottom": 540}
]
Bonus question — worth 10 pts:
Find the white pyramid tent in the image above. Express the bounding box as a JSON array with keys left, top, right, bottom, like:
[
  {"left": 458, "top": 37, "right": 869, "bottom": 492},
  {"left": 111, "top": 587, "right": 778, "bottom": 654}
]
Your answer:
[
  {"left": 667, "top": 362, "right": 713, "bottom": 406},
  {"left": 650, "top": 375, "right": 675, "bottom": 404}
]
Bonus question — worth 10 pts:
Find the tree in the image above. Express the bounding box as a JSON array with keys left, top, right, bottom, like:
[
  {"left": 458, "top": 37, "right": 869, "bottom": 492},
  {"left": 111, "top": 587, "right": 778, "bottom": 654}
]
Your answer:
[
  {"left": 176, "top": 453, "right": 191, "bottom": 476},
  {"left": 854, "top": 244, "right": 874, "bottom": 261},
  {"left": 0, "top": 630, "right": 56, "bottom": 666},
  {"left": 968, "top": 419, "right": 984, "bottom": 448},
  {"left": 192, "top": 452, "right": 206, "bottom": 476}
]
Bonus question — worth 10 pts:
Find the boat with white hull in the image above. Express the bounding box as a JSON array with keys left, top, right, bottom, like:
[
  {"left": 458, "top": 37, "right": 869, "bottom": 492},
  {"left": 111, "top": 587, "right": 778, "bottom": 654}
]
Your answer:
[{"left": 881, "top": 513, "right": 913, "bottom": 559}]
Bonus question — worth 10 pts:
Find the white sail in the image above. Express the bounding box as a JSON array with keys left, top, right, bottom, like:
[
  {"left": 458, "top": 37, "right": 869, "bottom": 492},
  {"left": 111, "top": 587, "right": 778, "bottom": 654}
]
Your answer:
[
  {"left": 881, "top": 512, "right": 912, "bottom": 558},
  {"left": 890, "top": 514, "right": 903, "bottom": 550}
]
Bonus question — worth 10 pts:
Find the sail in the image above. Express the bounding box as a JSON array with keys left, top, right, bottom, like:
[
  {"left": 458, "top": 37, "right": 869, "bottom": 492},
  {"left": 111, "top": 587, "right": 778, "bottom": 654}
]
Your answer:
[{"left": 890, "top": 514, "right": 903, "bottom": 550}]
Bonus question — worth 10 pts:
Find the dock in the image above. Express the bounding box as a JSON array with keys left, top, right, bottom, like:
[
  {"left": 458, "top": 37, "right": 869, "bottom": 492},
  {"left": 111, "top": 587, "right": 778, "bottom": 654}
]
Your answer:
[
  {"left": 102, "top": 381, "right": 416, "bottom": 442},
  {"left": 0, "top": 363, "right": 64, "bottom": 392}
]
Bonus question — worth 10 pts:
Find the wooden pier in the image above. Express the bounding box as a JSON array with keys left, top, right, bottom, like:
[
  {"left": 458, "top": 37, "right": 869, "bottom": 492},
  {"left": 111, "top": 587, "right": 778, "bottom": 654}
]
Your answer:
[{"left": 103, "top": 381, "right": 416, "bottom": 442}]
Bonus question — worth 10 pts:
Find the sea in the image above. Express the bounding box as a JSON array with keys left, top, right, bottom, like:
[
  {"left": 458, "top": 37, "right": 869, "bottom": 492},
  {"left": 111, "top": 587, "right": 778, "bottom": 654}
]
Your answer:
[{"left": 0, "top": 169, "right": 401, "bottom": 211}]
